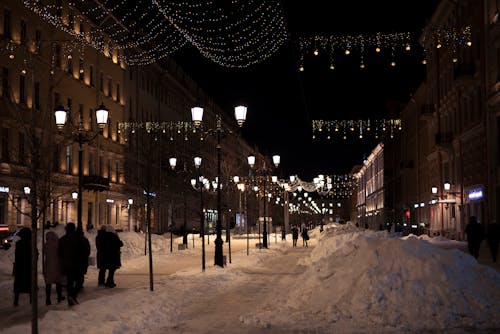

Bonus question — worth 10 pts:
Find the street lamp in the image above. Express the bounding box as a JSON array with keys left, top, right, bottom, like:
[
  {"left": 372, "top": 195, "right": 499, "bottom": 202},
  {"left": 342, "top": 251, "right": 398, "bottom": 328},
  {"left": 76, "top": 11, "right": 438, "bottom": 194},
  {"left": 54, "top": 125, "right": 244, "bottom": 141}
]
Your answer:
[
  {"left": 191, "top": 106, "right": 247, "bottom": 268},
  {"left": 193, "top": 156, "right": 206, "bottom": 271},
  {"left": 55, "top": 103, "right": 108, "bottom": 232},
  {"left": 248, "top": 154, "right": 280, "bottom": 248}
]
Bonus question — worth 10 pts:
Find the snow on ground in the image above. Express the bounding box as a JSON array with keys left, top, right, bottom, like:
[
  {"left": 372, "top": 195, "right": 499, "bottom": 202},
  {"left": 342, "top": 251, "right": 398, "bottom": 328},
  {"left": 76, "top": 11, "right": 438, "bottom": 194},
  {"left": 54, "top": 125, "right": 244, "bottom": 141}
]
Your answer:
[{"left": 0, "top": 223, "right": 499, "bottom": 333}]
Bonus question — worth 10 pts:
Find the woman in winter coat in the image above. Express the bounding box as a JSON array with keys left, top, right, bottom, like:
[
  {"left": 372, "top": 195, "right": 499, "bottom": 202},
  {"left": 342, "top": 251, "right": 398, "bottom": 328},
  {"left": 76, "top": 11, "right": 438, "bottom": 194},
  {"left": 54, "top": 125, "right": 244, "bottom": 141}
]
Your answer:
[
  {"left": 96, "top": 225, "right": 123, "bottom": 288},
  {"left": 13, "top": 227, "right": 31, "bottom": 306},
  {"left": 43, "top": 231, "right": 65, "bottom": 305}
]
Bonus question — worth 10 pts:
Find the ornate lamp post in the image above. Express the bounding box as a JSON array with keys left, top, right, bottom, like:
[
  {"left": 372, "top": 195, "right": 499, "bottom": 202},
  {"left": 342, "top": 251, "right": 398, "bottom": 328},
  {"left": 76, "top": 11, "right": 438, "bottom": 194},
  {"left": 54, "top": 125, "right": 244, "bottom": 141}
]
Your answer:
[
  {"left": 192, "top": 156, "right": 206, "bottom": 271},
  {"left": 191, "top": 105, "right": 247, "bottom": 268},
  {"left": 55, "top": 104, "right": 108, "bottom": 232},
  {"left": 248, "top": 154, "right": 280, "bottom": 248}
]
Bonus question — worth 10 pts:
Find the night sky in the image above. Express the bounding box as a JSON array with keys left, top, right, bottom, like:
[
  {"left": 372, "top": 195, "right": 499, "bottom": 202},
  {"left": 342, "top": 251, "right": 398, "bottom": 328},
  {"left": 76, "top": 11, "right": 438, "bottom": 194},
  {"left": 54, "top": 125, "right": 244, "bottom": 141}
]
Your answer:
[{"left": 173, "top": 1, "right": 439, "bottom": 180}]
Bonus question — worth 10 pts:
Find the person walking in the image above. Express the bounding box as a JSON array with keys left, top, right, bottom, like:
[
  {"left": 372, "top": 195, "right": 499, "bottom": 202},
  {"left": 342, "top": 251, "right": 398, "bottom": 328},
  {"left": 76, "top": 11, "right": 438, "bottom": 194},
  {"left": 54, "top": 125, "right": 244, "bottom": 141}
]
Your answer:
[
  {"left": 58, "top": 222, "right": 87, "bottom": 306},
  {"left": 486, "top": 223, "right": 500, "bottom": 263},
  {"left": 464, "top": 216, "right": 485, "bottom": 260},
  {"left": 43, "top": 231, "right": 65, "bottom": 305},
  {"left": 75, "top": 229, "right": 91, "bottom": 292},
  {"left": 96, "top": 225, "right": 123, "bottom": 288},
  {"left": 301, "top": 226, "right": 309, "bottom": 248},
  {"left": 292, "top": 226, "right": 299, "bottom": 247},
  {"left": 13, "top": 227, "right": 32, "bottom": 306}
]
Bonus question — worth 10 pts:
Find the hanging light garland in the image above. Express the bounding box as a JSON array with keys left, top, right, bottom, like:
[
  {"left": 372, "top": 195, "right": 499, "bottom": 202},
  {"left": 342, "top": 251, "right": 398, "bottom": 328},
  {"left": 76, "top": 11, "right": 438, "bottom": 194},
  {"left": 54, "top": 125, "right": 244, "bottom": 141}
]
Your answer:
[
  {"left": 311, "top": 119, "right": 402, "bottom": 140},
  {"left": 153, "top": 0, "right": 288, "bottom": 68},
  {"left": 421, "top": 26, "right": 472, "bottom": 64},
  {"left": 298, "top": 31, "right": 412, "bottom": 71},
  {"left": 118, "top": 121, "right": 196, "bottom": 142}
]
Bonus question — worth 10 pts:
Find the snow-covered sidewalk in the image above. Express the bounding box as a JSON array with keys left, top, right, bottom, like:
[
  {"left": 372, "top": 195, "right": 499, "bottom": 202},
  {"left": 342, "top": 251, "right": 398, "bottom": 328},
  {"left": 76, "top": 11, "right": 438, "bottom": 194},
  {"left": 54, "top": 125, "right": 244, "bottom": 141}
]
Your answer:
[{"left": 1, "top": 223, "right": 499, "bottom": 333}]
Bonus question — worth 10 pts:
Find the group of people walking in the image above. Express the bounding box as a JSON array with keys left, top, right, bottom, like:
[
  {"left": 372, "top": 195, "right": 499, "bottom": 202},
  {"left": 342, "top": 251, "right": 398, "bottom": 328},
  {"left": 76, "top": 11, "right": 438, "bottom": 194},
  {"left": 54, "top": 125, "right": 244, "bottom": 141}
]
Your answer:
[
  {"left": 291, "top": 224, "right": 309, "bottom": 247},
  {"left": 13, "top": 223, "right": 123, "bottom": 307}
]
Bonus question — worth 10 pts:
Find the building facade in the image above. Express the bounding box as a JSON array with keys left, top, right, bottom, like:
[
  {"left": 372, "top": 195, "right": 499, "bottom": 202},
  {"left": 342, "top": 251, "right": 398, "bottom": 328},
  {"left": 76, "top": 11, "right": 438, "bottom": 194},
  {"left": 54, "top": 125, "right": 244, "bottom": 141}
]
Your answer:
[{"left": 0, "top": 0, "right": 257, "bottom": 233}]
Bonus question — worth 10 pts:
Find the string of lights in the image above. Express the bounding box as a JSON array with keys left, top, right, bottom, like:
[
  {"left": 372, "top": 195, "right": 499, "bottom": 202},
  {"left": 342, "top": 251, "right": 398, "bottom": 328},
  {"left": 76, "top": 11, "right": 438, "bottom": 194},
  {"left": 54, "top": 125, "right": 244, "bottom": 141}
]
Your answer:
[
  {"left": 118, "top": 121, "right": 197, "bottom": 141},
  {"left": 153, "top": 0, "right": 288, "bottom": 68},
  {"left": 312, "top": 119, "right": 402, "bottom": 140},
  {"left": 298, "top": 26, "right": 472, "bottom": 71}
]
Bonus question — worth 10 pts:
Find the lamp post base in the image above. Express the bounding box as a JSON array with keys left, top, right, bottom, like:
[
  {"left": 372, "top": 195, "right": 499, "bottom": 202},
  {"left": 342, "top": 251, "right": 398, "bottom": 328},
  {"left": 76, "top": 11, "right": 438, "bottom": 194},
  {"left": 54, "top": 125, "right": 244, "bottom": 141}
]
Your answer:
[{"left": 214, "top": 237, "right": 224, "bottom": 267}]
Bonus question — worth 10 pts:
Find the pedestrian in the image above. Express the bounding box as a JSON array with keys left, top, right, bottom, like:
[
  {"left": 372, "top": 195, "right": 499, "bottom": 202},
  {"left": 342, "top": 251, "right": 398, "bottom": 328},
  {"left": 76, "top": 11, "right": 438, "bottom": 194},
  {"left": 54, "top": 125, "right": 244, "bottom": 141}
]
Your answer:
[
  {"left": 281, "top": 228, "right": 286, "bottom": 241},
  {"left": 96, "top": 225, "right": 123, "bottom": 288},
  {"left": 13, "top": 227, "right": 32, "bottom": 306},
  {"left": 58, "top": 222, "right": 87, "bottom": 306},
  {"left": 75, "top": 229, "right": 91, "bottom": 292},
  {"left": 464, "top": 216, "right": 485, "bottom": 260},
  {"left": 292, "top": 226, "right": 299, "bottom": 247},
  {"left": 301, "top": 226, "right": 309, "bottom": 247},
  {"left": 43, "top": 231, "right": 65, "bottom": 305},
  {"left": 486, "top": 223, "right": 500, "bottom": 263}
]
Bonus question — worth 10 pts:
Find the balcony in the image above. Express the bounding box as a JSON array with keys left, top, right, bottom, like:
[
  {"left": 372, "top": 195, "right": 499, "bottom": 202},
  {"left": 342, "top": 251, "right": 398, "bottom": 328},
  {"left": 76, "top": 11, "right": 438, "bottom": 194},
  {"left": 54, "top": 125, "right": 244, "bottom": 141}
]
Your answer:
[{"left": 83, "top": 175, "right": 109, "bottom": 192}]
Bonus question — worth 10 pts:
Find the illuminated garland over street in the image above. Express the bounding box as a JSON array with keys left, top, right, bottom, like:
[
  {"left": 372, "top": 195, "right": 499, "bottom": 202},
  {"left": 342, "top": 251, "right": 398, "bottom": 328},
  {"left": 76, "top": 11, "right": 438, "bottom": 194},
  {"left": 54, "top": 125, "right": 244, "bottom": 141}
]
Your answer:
[
  {"left": 153, "top": 0, "right": 288, "bottom": 68},
  {"left": 118, "top": 121, "right": 196, "bottom": 141},
  {"left": 312, "top": 119, "right": 402, "bottom": 140},
  {"left": 298, "top": 26, "right": 472, "bottom": 71}
]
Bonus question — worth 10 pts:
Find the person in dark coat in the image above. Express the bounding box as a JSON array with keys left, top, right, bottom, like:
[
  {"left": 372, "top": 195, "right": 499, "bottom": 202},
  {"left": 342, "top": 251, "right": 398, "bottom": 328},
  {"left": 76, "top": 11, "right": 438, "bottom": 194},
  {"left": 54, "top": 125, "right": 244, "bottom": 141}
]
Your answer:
[
  {"left": 486, "top": 223, "right": 500, "bottom": 263},
  {"left": 13, "top": 227, "right": 32, "bottom": 306},
  {"left": 291, "top": 226, "right": 299, "bottom": 247},
  {"left": 43, "top": 231, "right": 65, "bottom": 305},
  {"left": 96, "top": 225, "right": 123, "bottom": 288},
  {"left": 464, "top": 216, "right": 485, "bottom": 260},
  {"left": 58, "top": 222, "right": 87, "bottom": 306},
  {"left": 301, "top": 227, "right": 309, "bottom": 247},
  {"left": 75, "top": 230, "right": 91, "bottom": 292}
]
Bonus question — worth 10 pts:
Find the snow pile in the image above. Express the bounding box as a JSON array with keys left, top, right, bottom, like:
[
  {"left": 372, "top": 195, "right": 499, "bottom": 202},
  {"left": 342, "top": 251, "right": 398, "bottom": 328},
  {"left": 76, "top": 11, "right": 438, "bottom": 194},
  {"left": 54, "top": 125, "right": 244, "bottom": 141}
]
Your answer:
[{"left": 259, "top": 230, "right": 500, "bottom": 332}]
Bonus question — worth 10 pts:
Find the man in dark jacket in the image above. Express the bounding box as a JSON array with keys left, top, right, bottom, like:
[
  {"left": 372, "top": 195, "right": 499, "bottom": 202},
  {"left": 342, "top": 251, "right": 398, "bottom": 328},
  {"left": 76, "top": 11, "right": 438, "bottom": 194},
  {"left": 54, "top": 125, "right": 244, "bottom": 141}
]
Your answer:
[
  {"left": 465, "top": 216, "right": 485, "bottom": 260},
  {"left": 96, "top": 225, "right": 123, "bottom": 288},
  {"left": 13, "top": 227, "right": 32, "bottom": 306},
  {"left": 58, "top": 223, "right": 87, "bottom": 306}
]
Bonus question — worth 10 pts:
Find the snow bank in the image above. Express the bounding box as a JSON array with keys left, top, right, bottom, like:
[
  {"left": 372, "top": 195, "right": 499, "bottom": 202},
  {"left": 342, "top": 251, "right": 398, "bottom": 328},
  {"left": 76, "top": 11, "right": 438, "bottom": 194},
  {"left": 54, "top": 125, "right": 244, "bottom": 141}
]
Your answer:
[{"left": 256, "top": 229, "right": 500, "bottom": 332}]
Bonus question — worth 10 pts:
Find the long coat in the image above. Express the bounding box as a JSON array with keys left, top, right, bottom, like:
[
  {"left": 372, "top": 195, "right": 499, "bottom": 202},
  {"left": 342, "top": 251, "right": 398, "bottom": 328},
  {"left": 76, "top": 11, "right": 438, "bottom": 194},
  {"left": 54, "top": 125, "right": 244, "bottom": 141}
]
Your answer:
[
  {"left": 43, "top": 231, "right": 64, "bottom": 284},
  {"left": 14, "top": 228, "right": 31, "bottom": 294},
  {"left": 96, "top": 230, "right": 123, "bottom": 270},
  {"left": 58, "top": 230, "right": 88, "bottom": 276}
]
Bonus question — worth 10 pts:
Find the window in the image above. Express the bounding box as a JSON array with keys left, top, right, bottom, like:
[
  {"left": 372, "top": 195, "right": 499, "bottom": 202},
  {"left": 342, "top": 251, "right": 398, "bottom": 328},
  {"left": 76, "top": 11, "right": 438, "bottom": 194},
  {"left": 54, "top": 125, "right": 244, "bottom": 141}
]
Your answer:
[
  {"left": 53, "top": 144, "right": 60, "bottom": 172},
  {"left": 87, "top": 202, "right": 93, "bottom": 229},
  {"left": 116, "top": 83, "right": 120, "bottom": 102},
  {"left": 99, "top": 157, "right": 103, "bottom": 176},
  {"left": 89, "top": 65, "right": 94, "bottom": 86},
  {"left": 1, "top": 128, "right": 9, "bottom": 162},
  {"left": 88, "top": 152, "right": 94, "bottom": 175},
  {"left": 18, "top": 133, "right": 25, "bottom": 165},
  {"left": 67, "top": 55, "right": 73, "bottom": 74},
  {"left": 35, "top": 30, "right": 42, "bottom": 54},
  {"left": 55, "top": 44, "right": 62, "bottom": 68},
  {"left": 115, "top": 161, "right": 120, "bottom": 183},
  {"left": 2, "top": 67, "right": 9, "bottom": 98},
  {"left": 107, "top": 77, "right": 112, "bottom": 97},
  {"left": 3, "top": 9, "right": 12, "bottom": 39},
  {"left": 54, "top": 92, "right": 60, "bottom": 107},
  {"left": 20, "top": 20, "right": 27, "bottom": 45},
  {"left": 79, "top": 58, "right": 84, "bottom": 80},
  {"left": 19, "top": 75, "right": 26, "bottom": 104},
  {"left": 66, "top": 145, "right": 72, "bottom": 174},
  {"left": 99, "top": 72, "right": 104, "bottom": 92},
  {"left": 89, "top": 108, "right": 94, "bottom": 131},
  {"left": 34, "top": 81, "right": 40, "bottom": 111},
  {"left": 108, "top": 158, "right": 111, "bottom": 179}
]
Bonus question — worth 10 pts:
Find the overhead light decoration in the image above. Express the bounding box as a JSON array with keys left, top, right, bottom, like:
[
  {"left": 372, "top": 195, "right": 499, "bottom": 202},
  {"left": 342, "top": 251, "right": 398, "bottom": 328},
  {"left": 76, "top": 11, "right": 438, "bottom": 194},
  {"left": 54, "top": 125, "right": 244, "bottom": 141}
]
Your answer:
[
  {"left": 118, "top": 121, "right": 196, "bottom": 142},
  {"left": 153, "top": 0, "right": 288, "bottom": 68},
  {"left": 311, "top": 119, "right": 402, "bottom": 140},
  {"left": 298, "top": 31, "right": 412, "bottom": 71}
]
